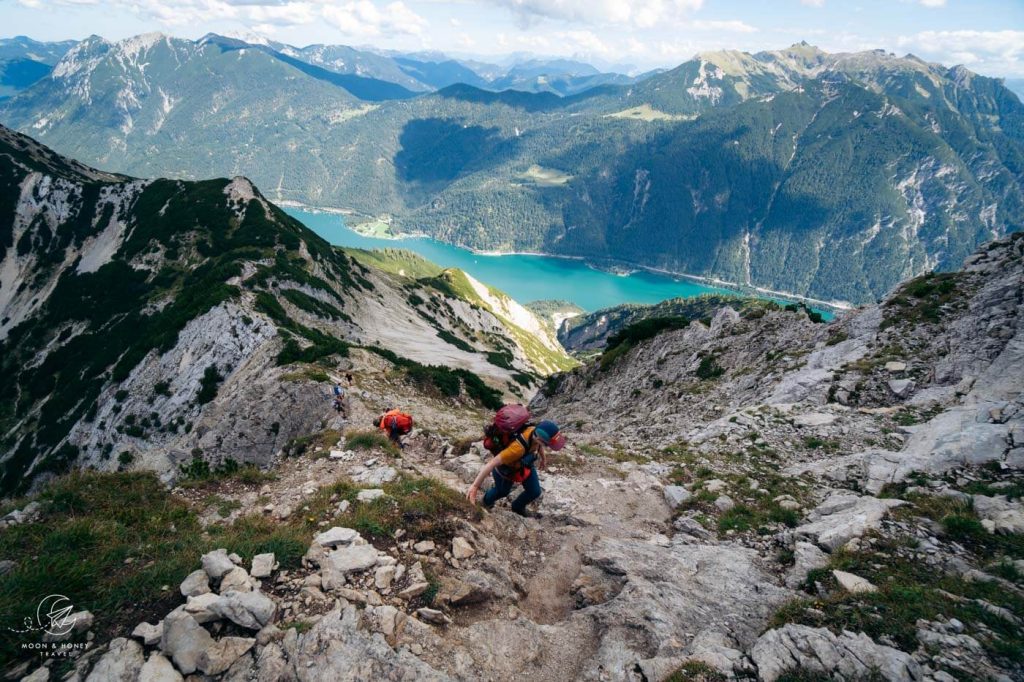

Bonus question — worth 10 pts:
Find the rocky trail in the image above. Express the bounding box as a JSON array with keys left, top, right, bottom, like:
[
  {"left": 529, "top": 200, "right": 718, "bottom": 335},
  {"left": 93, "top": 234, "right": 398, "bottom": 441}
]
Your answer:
[{"left": 5, "top": 234, "right": 1024, "bottom": 682}]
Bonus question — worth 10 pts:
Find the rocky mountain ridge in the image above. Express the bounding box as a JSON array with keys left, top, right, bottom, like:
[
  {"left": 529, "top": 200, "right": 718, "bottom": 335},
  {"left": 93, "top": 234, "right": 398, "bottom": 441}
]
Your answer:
[{"left": 0, "top": 124, "right": 570, "bottom": 496}]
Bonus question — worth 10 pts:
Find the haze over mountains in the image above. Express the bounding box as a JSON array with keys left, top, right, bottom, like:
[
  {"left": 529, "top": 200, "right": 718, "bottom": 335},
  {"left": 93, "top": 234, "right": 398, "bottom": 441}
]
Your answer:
[{"left": 1, "top": 32, "right": 1023, "bottom": 305}]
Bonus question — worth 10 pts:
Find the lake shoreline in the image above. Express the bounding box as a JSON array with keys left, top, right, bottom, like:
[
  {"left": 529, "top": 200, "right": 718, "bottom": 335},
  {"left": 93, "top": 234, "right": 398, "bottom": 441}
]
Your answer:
[{"left": 279, "top": 201, "right": 847, "bottom": 314}]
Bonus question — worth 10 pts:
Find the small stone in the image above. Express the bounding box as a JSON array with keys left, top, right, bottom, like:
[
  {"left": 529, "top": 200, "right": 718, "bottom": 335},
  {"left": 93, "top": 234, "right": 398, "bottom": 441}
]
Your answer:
[
  {"left": 714, "top": 495, "right": 735, "bottom": 512},
  {"left": 220, "top": 566, "right": 254, "bottom": 593},
  {"left": 161, "top": 611, "right": 214, "bottom": 675},
  {"left": 884, "top": 361, "right": 907, "bottom": 372},
  {"left": 416, "top": 608, "right": 451, "bottom": 625},
  {"left": 131, "top": 621, "right": 162, "bottom": 646},
  {"left": 0, "top": 560, "right": 16, "bottom": 576},
  {"left": 413, "top": 540, "right": 436, "bottom": 554},
  {"left": 452, "top": 537, "right": 474, "bottom": 560},
  {"left": 228, "top": 552, "right": 243, "bottom": 565},
  {"left": 251, "top": 553, "right": 275, "bottom": 579},
  {"left": 948, "top": 618, "right": 964, "bottom": 633},
  {"left": 981, "top": 519, "right": 997, "bottom": 533},
  {"left": 832, "top": 570, "right": 877, "bottom": 594},
  {"left": 887, "top": 379, "right": 915, "bottom": 399},
  {"left": 201, "top": 549, "right": 235, "bottom": 579},
  {"left": 375, "top": 565, "right": 396, "bottom": 590},
  {"left": 338, "top": 500, "right": 351, "bottom": 514},
  {"left": 356, "top": 489, "right": 385, "bottom": 502},
  {"left": 705, "top": 479, "right": 727, "bottom": 494},
  {"left": 398, "top": 582, "right": 430, "bottom": 599},
  {"left": 793, "top": 413, "right": 837, "bottom": 427},
  {"left": 663, "top": 485, "right": 692, "bottom": 509},
  {"left": 197, "top": 636, "right": 255, "bottom": 675},
  {"left": 314, "top": 527, "right": 359, "bottom": 548}
]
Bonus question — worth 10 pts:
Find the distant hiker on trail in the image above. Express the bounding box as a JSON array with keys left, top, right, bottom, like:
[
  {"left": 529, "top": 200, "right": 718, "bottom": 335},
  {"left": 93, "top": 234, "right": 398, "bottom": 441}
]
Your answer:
[
  {"left": 467, "top": 405, "right": 565, "bottom": 518},
  {"left": 346, "top": 372, "right": 354, "bottom": 386},
  {"left": 374, "top": 408, "right": 413, "bottom": 449},
  {"left": 331, "top": 384, "right": 347, "bottom": 417}
]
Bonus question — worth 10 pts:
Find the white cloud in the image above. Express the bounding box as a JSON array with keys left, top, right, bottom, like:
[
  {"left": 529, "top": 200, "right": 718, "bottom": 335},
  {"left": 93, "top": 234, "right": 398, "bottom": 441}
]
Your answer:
[
  {"left": 484, "top": 0, "right": 704, "bottom": 29},
  {"left": 688, "top": 19, "right": 757, "bottom": 33},
  {"left": 897, "top": 29, "right": 1024, "bottom": 77},
  {"left": 918, "top": 0, "right": 946, "bottom": 6},
  {"left": 801, "top": 0, "right": 825, "bottom": 6}
]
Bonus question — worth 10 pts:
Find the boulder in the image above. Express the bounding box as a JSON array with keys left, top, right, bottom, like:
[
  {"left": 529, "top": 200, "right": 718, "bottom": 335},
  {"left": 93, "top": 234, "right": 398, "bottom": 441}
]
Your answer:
[
  {"left": 161, "top": 611, "right": 214, "bottom": 675},
  {"left": 714, "top": 495, "right": 735, "bottom": 512},
  {"left": 291, "top": 606, "right": 447, "bottom": 679},
  {"left": 413, "top": 540, "right": 436, "bottom": 554},
  {"left": 251, "top": 553, "right": 275, "bottom": 579},
  {"left": 663, "top": 485, "right": 692, "bottom": 509},
  {"left": 374, "top": 565, "right": 396, "bottom": 590},
  {"left": 794, "top": 492, "right": 905, "bottom": 551},
  {"left": 354, "top": 466, "right": 398, "bottom": 486},
  {"left": 180, "top": 569, "right": 211, "bottom": 597},
  {"left": 884, "top": 361, "right": 908, "bottom": 372},
  {"left": 255, "top": 642, "right": 291, "bottom": 682},
  {"left": 201, "top": 548, "right": 235, "bottom": 579},
  {"left": 139, "top": 653, "right": 183, "bottom": 682},
  {"left": 751, "top": 624, "right": 921, "bottom": 681}
]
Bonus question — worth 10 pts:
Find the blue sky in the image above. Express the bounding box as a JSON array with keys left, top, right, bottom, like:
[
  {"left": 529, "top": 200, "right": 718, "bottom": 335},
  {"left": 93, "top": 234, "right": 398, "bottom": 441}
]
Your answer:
[{"left": 2, "top": 0, "right": 1023, "bottom": 76}]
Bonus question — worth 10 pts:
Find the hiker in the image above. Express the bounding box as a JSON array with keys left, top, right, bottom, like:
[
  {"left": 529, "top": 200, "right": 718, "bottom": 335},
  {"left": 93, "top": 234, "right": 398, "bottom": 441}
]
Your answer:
[
  {"left": 374, "top": 408, "right": 413, "bottom": 449},
  {"left": 345, "top": 372, "right": 354, "bottom": 386},
  {"left": 331, "top": 384, "right": 346, "bottom": 416},
  {"left": 466, "top": 410, "right": 565, "bottom": 518}
]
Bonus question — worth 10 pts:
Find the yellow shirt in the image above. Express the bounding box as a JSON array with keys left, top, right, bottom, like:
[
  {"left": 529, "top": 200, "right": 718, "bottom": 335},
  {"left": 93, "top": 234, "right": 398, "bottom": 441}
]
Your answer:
[{"left": 497, "top": 426, "right": 536, "bottom": 467}]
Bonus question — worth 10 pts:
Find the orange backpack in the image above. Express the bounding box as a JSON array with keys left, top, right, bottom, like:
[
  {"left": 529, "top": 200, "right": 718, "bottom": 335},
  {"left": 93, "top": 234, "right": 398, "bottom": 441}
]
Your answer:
[{"left": 380, "top": 410, "right": 413, "bottom": 435}]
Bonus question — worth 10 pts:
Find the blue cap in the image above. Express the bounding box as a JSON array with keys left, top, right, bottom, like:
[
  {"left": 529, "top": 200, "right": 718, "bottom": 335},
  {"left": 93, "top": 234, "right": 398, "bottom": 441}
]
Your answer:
[{"left": 535, "top": 420, "right": 560, "bottom": 441}]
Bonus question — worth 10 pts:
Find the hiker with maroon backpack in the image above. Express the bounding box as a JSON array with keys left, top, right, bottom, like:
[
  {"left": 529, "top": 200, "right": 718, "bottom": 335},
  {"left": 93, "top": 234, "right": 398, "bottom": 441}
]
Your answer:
[
  {"left": 374, "top": 408, "right": 413, "bottom": 449},
  {"left": 466, "top": 405, "right": 565, "bottom": 518}
]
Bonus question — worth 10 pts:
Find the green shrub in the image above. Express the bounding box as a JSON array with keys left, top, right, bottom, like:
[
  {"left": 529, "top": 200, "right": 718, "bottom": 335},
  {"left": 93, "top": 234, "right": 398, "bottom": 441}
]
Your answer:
[{"left": 195, "top": 365, "right": 223, "bottom": 405}]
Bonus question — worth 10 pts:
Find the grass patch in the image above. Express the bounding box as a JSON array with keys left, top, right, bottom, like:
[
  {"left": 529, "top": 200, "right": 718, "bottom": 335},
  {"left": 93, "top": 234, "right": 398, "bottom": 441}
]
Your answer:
[
  {"left": 665, "top": 661, "right": 727, "bottom": 681},
  {"left": 600, "top": 316, "right": 689, "bottom": 370},
  {"left": 282, "top": 429, "right": 342, "bottom": 458},
  {"left": 883, "top": 272, "right": 962, "bottom": 328},
  {"left": 345, "top": 429, "right": 399, "bottom": 454},
  {"left": 0, "top": 472, "right": 308, "bottom": 667},
  {"left": 177, "top": 457, "right": 276, "bottom": 489},
  {"left": 768, "top": 537, "right": 1024, "bottom": 666},
  {"left": 280, "top": 366, "right": 331, "bottom": 383}
]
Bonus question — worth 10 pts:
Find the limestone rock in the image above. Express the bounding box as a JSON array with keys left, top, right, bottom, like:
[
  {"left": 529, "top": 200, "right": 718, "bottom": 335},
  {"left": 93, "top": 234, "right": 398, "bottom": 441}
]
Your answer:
[
  {"left": 251, "top": 552, "right": 275, "bottom": 579},
  {"left": 139, "top": 652, "right": 183, "bottom": 682},
  {"left": 885, "top": 361, "right": 908, "bottom": 372},
  {"left": 374, "top": 565, "right": 396, "bottom": 590},
  {"left": 131, "top": 621, "right": 162, "bottom": 646},
  {"left": 356, "top": 489, "right": 385, "bottom": 503},
  {"left": 325, "top": 544, "right": 379, "bottom": 576},
  {"left": 793, "top": 412, "right": 837, "bottom": 427},
  {"left": 887, "top": 379, "right": 915, "bottom": 398},
  {"left": 663, "top": 485, "right": 692, "bottom": 509},
  {"left": 751, "top": 624, "right": 921, "bottom": 681},
  {"left": 198, "top": 636, "right": 256, "bottom": 675},
  {"left": 86, "top": 637, "right": 144, "bottom": 681},
  {"left": 292, "top": 607, "right": 449, "bottom": 680},
  {"left": 220, "top": 566, "right": 255, "bottom": 592},
  {"left": 832, "top": 570, "right": 878, "bottom": 594},
  {"left": 210, "top": 590, "right": 277, "bottom": 630},
  {"left": 785, "top": 542, "right": 829, "bottom": 589},
  {"left": 398, "top": 582, "right": 430, "bottom": 599},
  {"left": 161, "top": 611, "right": 214, "bottom": 675},
  {"left": 795, "top": 492, "right": 905, "bottom": 551},
  {"left": 201, "top": 548, "right": 235, "bottom": 579},
  {"left": 714, "top": 495, "right": 735, "bottom": 512},
  {"left": 416, "top": 608, "right": 452, "bottom": 625},
  {"left": 314, "top": 527, "right": 359, "bottom": 548},
  {"left": 413, "top": 540, "right": 436, "bottom": 554},
  {"left": 180, "top": 569, "right": 210, "bottom": 597},
  {"left": 184, "top": 592, "right": 221, "bottom": 623},
  {"left": 451, "top": 537, "right": 474, "bottom": 560}
]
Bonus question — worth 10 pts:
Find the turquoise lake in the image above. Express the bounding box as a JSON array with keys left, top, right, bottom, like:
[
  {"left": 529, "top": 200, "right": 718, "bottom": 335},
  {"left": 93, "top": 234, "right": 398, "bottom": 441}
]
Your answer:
[{"left": 286, "top": 206, "right": 794, "bottom": 314}]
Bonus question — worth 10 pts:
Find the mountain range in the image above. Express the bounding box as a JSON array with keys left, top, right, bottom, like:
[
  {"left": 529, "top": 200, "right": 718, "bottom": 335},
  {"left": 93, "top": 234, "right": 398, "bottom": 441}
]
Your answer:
[{"left": 1, "top": 34, "right": 1023, "bottom": 305}]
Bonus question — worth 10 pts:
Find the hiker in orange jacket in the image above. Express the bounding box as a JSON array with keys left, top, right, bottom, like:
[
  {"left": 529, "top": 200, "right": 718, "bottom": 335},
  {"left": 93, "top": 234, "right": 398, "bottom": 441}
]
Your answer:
[
  {"left": 467, "top": 420, "right": 565, "bottom": 518},
  {"left": 375, "top": 408, "right": 412, "bottom": 449}
]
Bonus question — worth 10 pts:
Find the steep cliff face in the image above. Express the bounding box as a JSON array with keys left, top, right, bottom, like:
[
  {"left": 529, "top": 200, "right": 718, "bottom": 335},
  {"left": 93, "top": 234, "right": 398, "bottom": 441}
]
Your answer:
[{"left": 0, "top": 125, "right": 570, "bottom": 494}]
